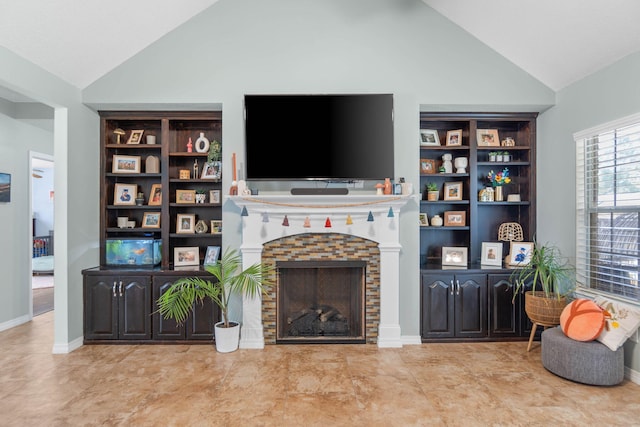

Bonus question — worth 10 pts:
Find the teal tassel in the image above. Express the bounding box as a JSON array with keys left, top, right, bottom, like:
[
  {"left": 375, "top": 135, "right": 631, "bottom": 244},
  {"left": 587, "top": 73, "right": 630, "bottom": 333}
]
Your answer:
[{"left": 367, "top": 211, "right": 374, "bottom": 222}]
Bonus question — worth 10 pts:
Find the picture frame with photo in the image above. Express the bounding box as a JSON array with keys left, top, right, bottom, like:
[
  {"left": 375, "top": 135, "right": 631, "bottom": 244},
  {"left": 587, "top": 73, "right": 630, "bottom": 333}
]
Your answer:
[
  {"left": 444, "top": 210, "right": 466, "bottom": 227},
  {"left": 148, "top": 183, "right": 162, "bottom": 206},
  {"left": 442, "top": 246, "right": 468, "bottom": 267},
  {"left": 176, "top": 213, "right": 196, "bottom": 234},
  {"left": 420, "top": 158, "right": 436, "bottom": 174},
  {"left": 142, "top": 212, "right": 161, "bottom": 228},
  {"left": 176, "top": 189, "right": 196, "bottom": 204},
  {"left": 508, "top": 241, "right": 534, "bottom": 266},
  {"left": 113, "top": 183, "right": 137, "bottom": 206},
  {"left": 126, "top": 129, "right": 144, "bottom": 144},
  {"left": 419, "top": 213, "right": 429, "bottom": 226},
  {"left": 481, "top": 242, "right": 503, "bottom": 266},
  {"left": 443, "top": 181, "right": 463, "bottom": 201},
  {"left": 419, "top": 129, "right": 440, "bottom": 146},
  {"left": 476, "top": 129, "right": 500, "bottom": 147},
  {"left": 112, "top": 155, "right": 141, "bottom": 173},
  {"left": 201, "top": 161, "right": 222, "bottom": 179},
  {"left": 0, "top": 172, "right": 11, "bottom": 203},
  {"left": 174, "top": 246, "right": 199, "bottom": 267},
  {"left": 204, "top": 246, "right": 221, "bottom": 266},
  {"left": 210, "top": 220, "right": 222, "bottom": 234},
  {"left": 209, "top": 189, "right": 221, "bottom": 205},
  {"left": 446, "top": 129, "right": 462, "bottom": 147}
]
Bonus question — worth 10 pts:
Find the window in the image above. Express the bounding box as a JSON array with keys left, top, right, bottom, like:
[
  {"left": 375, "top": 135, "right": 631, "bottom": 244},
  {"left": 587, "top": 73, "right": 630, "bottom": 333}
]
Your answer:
[{"left": 575, "top": 114, "right": 640, "bottom": 301}]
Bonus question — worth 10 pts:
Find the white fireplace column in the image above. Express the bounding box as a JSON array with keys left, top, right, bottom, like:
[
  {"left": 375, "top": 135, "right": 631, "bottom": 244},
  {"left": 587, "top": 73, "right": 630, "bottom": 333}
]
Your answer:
[{"left": 230, "top": 194, "right": 411, "bottom": 349}]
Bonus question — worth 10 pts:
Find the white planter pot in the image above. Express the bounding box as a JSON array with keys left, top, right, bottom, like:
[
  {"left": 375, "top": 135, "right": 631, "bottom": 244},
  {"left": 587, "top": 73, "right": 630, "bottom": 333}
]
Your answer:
[{"left": 214, "top": 321, "right": 240, "bottom": 353}]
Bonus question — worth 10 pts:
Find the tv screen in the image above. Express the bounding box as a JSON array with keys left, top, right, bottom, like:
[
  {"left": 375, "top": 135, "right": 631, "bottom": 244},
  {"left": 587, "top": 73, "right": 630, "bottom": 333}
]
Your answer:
[{"left": 244, "top": 94, "right": 394, "bottom": 181}]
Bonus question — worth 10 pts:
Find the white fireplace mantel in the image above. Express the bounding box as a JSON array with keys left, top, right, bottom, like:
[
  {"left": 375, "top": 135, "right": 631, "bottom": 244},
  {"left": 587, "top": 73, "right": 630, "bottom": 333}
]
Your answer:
[{"left": 228, "top": 193, "right": 412, "bottom": 349}]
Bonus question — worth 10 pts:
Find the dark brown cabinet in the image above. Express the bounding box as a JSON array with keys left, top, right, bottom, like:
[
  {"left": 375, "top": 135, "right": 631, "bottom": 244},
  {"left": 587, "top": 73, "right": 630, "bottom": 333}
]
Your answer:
[{"left": 488, "top": 273, "right": 519, "bottom": 338}]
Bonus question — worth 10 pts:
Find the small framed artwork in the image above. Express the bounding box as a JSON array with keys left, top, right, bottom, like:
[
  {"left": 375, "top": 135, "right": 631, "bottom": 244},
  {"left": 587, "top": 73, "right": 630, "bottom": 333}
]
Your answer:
[
  {"left": 176, "top": 213, "right": 196, "bottom": 234},
  {"left": 477, "top": 129, "right": 500, "bottom": 147},
  {"left": 443, "top": 182, "right": 463, "bottom": 201},
  {"left": 201, "top": 161, "right": 222, "bottom": 179},
  {"left": 176, "top": 189, "right": 196, "bottom": 204},
  {"left": 419, "top": 213, "right": 429, "bottom": 226},
  {"left": 174, "top": 246, "right": 199, "bottom": 267},
  {"left": 0, "top": 172, "right": 11, "bottom": 203},
  {"left": 420, "top": 158, "right": 436, "bottom": 174},
  {"left": 148, "top": 183, "right": 162, "bottom": 206},
  {"left": 481, "top": 242, "right": 503, "bottom": 266},
  {"left": 126, "top": 130, "right": 144, "bottom": 144},
  {"left": 210, "top": 220, "right": 222, "bottom": 234},
  {"left": 179, "top": 169, "right": 191, "bottom": 180},
  {"left": 446, "top": 129, "right": 462, "bottom": 147},
  {"left": 509, "top": 242, "right": 534, "bottom": 266},
  {"left": 209, "top": 189, "right": 221, "bottom": 205},
  {"left": 442, "top": 247, "right": 468, "bottom": 267},
  {"left": 142, "top": 212, "right": 161, "bottom": 228},
  {"left": 113, "top": 183, "right": 137, "bottom": 206},
  {"left": 204, "top": 246, "right": 221, "bottom": 266},
  {"left": 112, "top": 155, "right": 141, "bottom": 173},
  {"left": 419, "top": 129, "right": 440, "bottom": 146},
  {"left": 444, "top": 210, "right": 466, "bottom": 227}
]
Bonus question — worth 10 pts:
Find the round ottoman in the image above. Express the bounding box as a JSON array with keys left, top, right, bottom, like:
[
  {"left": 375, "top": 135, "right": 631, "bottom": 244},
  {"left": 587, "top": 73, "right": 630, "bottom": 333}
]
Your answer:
[{"left": 541, "top": 327, "right": 624, "bottom": 386}]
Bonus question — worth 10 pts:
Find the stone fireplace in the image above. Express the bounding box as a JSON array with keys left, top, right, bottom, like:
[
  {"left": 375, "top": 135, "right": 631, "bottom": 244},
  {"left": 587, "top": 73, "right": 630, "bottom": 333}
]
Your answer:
[{"left": 229, "top": 194, "right": 410, "bottom": 348}]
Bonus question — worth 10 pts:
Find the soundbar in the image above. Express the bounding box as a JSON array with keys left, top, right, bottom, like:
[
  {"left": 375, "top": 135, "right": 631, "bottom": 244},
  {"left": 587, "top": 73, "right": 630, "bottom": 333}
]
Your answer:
[{"left": 290, "top": 188, "right": 349, "bottom": 195}]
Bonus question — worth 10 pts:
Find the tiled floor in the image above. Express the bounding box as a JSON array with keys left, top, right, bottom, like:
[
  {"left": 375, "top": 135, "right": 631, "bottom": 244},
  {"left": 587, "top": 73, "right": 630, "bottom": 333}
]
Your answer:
[{"left": 1, "top": 312, "right": 639, "bottom": 426}]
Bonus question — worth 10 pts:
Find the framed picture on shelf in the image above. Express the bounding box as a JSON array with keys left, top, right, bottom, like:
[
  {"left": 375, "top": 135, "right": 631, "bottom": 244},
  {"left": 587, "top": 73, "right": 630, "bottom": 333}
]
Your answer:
[
  {"left": 112, "top": 155, "right": 141, "bottom": 173},
  {"left": 176, "top": 213, "right": 196, "bottom": 234},
  {"left": 204, "top": 246, "right": 221, "bottom": 266},
  {"left": 446, "top": 129, "right": 462, "bottom": 147},
  {"left": 209, "top": 190, "right": 221, "bottom": 205},
  {"left": 142, "top": 212, "right": 161, "bottom": 228},
  {"left": 174, "top": 246, "right": 199, "bottom": 267},
  {"left": 508, "top": 241, "right": 534, "bottom": 266},
  {"left": 210, "top": 220, "right": 222, "bottom": 234},
  {"left": 201, "top": 161, "right": 222, "bottom": 179},
  {"left": 126, "top": 130, "right": 144, "bottom": 144},
  {"left": 113, "top": 183, "right": 137, "bottom": 206},
  {"left": 420, "top": 158, "right": 436, "bottom": 174},
  {"left": 481, "top": 242, "right": 503, "bottom": 266},
  {"left": 442, "top": 247, "right": 468, "bottom": 267},
  {"left": 148, "top": 183, "right": 162, "bottom": 206},
  {"left": 443, "top": 182, "right": 463, "bottom": 201},
  {"left": 419, "top": 213, "right": 429, "bottom": 226},
  {"left": 476, "top": 129, "right": 500, "bottom": 147},
  {"left": 444, "top": 210, "right": 466, "bottom": 226},
  {"left": 176, "top": 189, "right": 196, "bottom": 204},
  {"left": 419, "top": 129, "right": 440, "bottom": 146}
]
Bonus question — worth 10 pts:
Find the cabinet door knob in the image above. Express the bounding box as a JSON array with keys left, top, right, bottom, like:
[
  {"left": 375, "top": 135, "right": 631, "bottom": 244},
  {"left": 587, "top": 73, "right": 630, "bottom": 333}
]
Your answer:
[
  {"left": 118, "top": 281, "right": 123, "bottom": 297},
  {"left": 450, "top": 280, "right": 454, "bottom": 295},
  {"left": 456, "top": 280, "right": 460, "bottom": 296},
  {"left": 112, "top": 281, "right": 117, "bottom": 298}
]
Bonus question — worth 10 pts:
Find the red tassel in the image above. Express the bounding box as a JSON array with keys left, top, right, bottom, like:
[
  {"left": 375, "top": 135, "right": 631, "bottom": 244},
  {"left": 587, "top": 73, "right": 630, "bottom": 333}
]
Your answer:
[{"left": 325, "top": 217, "right": 332, "bottom": 227}]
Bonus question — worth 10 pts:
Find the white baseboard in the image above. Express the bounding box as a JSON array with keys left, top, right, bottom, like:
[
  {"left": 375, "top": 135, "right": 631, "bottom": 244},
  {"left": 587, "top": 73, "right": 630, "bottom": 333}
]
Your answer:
[
  {"left": 625, "top": 366, "right": 640, "bottom": 385},
  {"left": 0, "top": 315, "right": 30, "bottom": 332},
  {"left": 52, "top": 336, "right": 84, "bottom": 354}
]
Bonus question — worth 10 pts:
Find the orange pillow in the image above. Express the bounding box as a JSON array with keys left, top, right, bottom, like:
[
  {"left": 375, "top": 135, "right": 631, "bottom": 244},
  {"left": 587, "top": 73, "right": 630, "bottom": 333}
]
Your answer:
[{"left": 560, "top": 299, "right": 605, "bottom": 341}]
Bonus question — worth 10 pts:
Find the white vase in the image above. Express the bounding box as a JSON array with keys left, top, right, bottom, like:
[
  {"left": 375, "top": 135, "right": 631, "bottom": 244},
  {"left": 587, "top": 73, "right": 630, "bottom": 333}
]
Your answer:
[
  {"left": 454, "top": 157, "right": 467, "bottom": 173},
  {"left": 195, "top": 132, "right": 210, "bottom": 153},
  {"left": 214, "top": 321, "right": 240, "bottom": 353}
]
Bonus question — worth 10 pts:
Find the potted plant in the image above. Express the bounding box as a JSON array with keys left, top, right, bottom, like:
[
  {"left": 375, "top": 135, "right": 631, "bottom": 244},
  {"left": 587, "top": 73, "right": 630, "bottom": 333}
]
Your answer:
[
  {"left": 425, "top": 182, "right": 439, "bottom": 201},
  {"left": 195, "top": 189, "right": 206, "bottom": 204},
  {"left": 488, "top": 151, "right": 498, "bottom": 162},
  {"left": 511, "top": 240, "right": 576, "bottom": 325},
  {"left": 156, "top": 248, "right": 274, "bottom": 353}
]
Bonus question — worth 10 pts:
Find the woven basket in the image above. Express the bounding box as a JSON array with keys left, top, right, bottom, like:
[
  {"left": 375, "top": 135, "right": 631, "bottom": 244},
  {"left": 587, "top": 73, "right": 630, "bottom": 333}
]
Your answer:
[{"left": 524, "top": 291, "right": 567, "bottom": 325}]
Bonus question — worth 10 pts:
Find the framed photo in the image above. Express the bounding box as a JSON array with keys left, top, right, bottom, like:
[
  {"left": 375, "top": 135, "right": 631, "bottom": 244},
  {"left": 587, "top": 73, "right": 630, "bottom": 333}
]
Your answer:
[
  {"left": 112, "top": 155, "right": 141, "bottom": 173},
  {"left": 176, "top": 213, "right": 196, "bottom": 234},
  {"left": 176, "top": 189, "right": 196, "bottom": 204},
  {"left": 509, "top": 242, "right": 534, "bottom": 266},
  {"left": 210, "top": 220, "right": 222, "bottom": 234},
  {"left": 481, "top": 242, "right": 503, "bottom": 266},
  {"left": 209, "top": 189, "right": 221, "bottom": 205},
  {"left": 204, "top": 246, "right": 221, "bottom": 266},
  {"left": 419, "top": 129, "right": 440, "bottom": 146},
  {"left": 126, "top": 130, "right": 144, "bottom": 144},
  {"left": 476, "top": 129, "right": 500, "bottom": 147},
  {"left": 442, "top": 247, "right": 468, "bottom": 267},
  {"left": 201, "top": 161, "right": 221, "bottom": 179},
  {"left": 174, "top": 246, "right": 199, "bottom": 267},
  {"left": 420, "top": 158, "right": 436, "bottom": 174},
  {"left": 113, "top": 183, "right": 137, "bottom": 206},
  {"left": 142, "top": 212, "right": 161, "bottom": 228},
  {"left": 148, "top": 183, "right": 162, "bottom": 206},
  {"left": 443, "top": 182, "right": 463, "bottom": 201},
  {"left": 0, "top": 172, "right": 11, "bottom": 203},
  {"left": 446, "top": 129, "right": 462, "bottom": 147},
  {"left": 444, "top": 210, "right": 466, "bottom": 227},
  {"left": 419, "top": 213, "right": 429, "bottom": 226}
]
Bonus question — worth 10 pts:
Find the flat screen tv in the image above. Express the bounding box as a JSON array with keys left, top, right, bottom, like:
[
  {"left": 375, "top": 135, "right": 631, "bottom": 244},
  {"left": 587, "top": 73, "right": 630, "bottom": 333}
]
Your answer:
[{"left": 244, "top": 94, "right": 394, "bottom": 182}]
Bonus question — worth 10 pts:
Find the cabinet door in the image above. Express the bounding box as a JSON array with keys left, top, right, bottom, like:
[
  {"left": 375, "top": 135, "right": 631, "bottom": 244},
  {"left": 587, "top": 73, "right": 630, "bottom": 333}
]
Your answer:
[
  {"left": 488, "top": 274, "right": 518, "bottom": 337},
  {"left": 186, "top": 297, "right": 216, "bottom": 340},
  {"left": 84, "top": 275, "right": 118, "bottom": 340},
  {"left": 152, "top": 277, "right": 186, "bottom": 340},
  {"left": 454, "top": 274, "right": 487, "bottom": 338},
  {"left": 118, "top": 276, "right": 152, "bottom": 340},
  {"left": 421, "top": 273, "right": 455, "bottom": 339}
]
